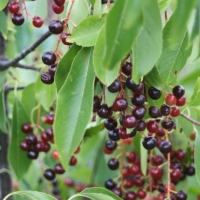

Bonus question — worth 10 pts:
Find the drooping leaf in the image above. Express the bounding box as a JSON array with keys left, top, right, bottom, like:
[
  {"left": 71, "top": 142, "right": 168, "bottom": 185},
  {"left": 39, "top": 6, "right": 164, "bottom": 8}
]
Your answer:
[
  {"left": 132, "top": 0, "right": 162, "bottom": 83},
  {"left": 8, "top": 99, "right": 32, "bottom": 179},
  {"left": 146, "top": 11, "right": 192, "bottom": 89},
  {"left": 55, "top": 44, "right": 82, "bottom": 92},
  {"left": 54, "top": 48, "right": 95, "bottom": 169},
  {"left": 195, "top": 131, "right": 200, "bottom": 187},
  {"left": 103, "top": 0, "right": 145, "bottom": 70},
  {"left": 140, "top": 136, "right": 147, "bottom": 175},
  {"left": 105, "top": 87, "right": 118, "bottom": 107},
  {"left": 190, "top": 77, "right": 200, "bottom": 106},
  {"left": 21, "top": 83, "right": 37, "bottom": 116},
  {"left": 3, "top": 191, "right": 56, "bottom": 200},
  {"left": 35, "top": 75, "right": 56, "bottom": 111},
  {"left": 170, "top": 132, "right": 188, "bottom": 151},
  {"left": 93, "top": 25, "right": 120, "bottom": 86},
  {"left": 93, "top": 0, "right": 102, "bottom": 17},
  {"left": 68, "top": 187, "right": 121, "bottom": 200},
  {"left": 67, "top": 15, "right": 106, "bottom": 47},
  {"left": 170, "top": 0, "right": 196, "bottom": 42},
  {"left": 0, "top": 0, "right": 8, "bottom": 11}
]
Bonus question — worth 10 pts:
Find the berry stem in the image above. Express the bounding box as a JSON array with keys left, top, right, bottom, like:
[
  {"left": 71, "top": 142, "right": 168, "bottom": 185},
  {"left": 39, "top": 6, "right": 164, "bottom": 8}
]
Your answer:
[
  {"left": 180, "top": 112, "right": 200, "bottom": 126},
  {"left": 164, "top": 11, "right": 168, "bottom": 22}
]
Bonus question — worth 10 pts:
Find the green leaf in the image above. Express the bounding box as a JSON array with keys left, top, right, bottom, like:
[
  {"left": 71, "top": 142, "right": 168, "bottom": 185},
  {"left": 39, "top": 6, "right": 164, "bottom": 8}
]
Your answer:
[
  {"left": 140, "top": 136, "right": 147, "bottom": 175},
  {"left": 0, "top": 70, "right": 7, "bottom": 91},
  {"left": 0, "top": 11, "right": 7, "bottom": 39},
  {"left": 68, "top": 187, "right": 121, "bottom": 200},
  {"left": 0, "top": 0, "right": 8, "bottom": 11},
  {"left": 170, "top": 132, "right": 188, "bottom": 151},
  {"left": 103, "top": 0, "right": 145, "bottom": 70},
  {"left": 170, "top": 0, "right": 196, "bottom": 42},
  {"left": 22, "top": 83, "right": 37, "bottom": 116},
  {"left": 55, "top": 44, "right": 82, "bottom": 92},
  {"left": 190, "top": 77, "right": 200, "bottom": 106},
  {"left": 93, "top": 26, "right": 120, "bottom": 86},
  {"left": 105, "top": 87, "right": 118, "bottom": 107},
  {"left": 146, "top": 11, "right": 192, "bottom": 89},
  {"left": 8, "top": 99, "right": 32, "bottom": 179},
  {"left": 35, "top": 75, "right": 56, "bottom": 111},
  {"left": 0, "top": 90, "right": 8, "bottom": 133},
  {"left": 195, "top": 132, "right": 200, "bottom": 186},
  {"left": 3, "top": 191, "right": 56, "bottom": 200},
  {"left": 132, "top": 0, "right": 162, "bottom": 83},
  {"left": 94, "top": 0, "right": 102, "bottom": 17},
  {"left": 67, "top": 15, "right": 106, "bottom": 47},
  {"left": 54, "top": 48, "right": 95, "bottom": 169},
  {"left": 158, "top": 0, "right": 173, "bottom": 12},
  {"left": 35, "top": 0, "right": 48, "bottom": 19}
]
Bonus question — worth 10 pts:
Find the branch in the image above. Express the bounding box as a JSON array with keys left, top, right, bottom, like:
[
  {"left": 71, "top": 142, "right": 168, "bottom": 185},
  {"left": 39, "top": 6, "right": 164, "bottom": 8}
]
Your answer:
[
  {"left": 14, "top": 63, "right": 41, "bottom": 71},
  {"left": 180, "top": 112, "right": 200, "bottom": 126},
  {"left": 5, "top": 86, "right": 25, "bottom": 93},
  {"left": 0, "top": 30, "right": 52, "bottom": 71}
]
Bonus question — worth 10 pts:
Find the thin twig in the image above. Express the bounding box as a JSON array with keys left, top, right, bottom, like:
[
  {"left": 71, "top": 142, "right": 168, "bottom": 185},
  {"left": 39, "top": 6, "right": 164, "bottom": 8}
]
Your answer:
[
  {"left": 13, "top": 63, "right": 41, "bottom": 71},
  {"left": 180, "top": 113, "right": 200, "bottom": 126},
  {"left": 5, "top": 86, "right": 25, "bottom": 93},
  {"left": 0, "top": 30, "right": 52, "bottom": 70}
]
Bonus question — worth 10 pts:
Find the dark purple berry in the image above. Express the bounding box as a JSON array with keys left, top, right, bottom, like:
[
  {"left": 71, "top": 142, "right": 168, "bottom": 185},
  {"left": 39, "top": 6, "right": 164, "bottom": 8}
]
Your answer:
[
  {"left": 44, "top": 169, "right": 56, "bottom": 181},
  {"left": 49, "top": 64, "right": 57, "bottom": 76},
  {"left": 49, "top": 20, "right": 64, "bottom": 34},
  {"left": 107, "top": 80, "right": 120, "bottom": 93},
  {"left": 41, "top": 72, "right": 54, "bottom": 84},
  {"left": 142, "top": 136, "right": 156, "bottom": 150},
  {"left": 122, "top": 62, "right": 132, "bottom": 75},
  {"left": 132, "top": 106, "right": 146, "bottom": 120},
  {"left": 132, "top": 94, "right": 145, "bottom": 106},
  {"left": 42, "top": 51, "right": 56, "bottom": 65},
  {"left": 27, "top": 150, "right": 38, "bottom": 159},
  {"left": 104, "top": 118, "right": 117, "bottom": 130},
  {"left": 149, "top": 106, "right": 161, "bottom": 118},
  {"left": 160, "top": 104, "right": 170, "bottom": 116},
  {"left": 108, "top": 129, "right": 120, "bottom": 141},
  {"left": 148, "top": 87, "right": 161, "bottom": 100},
  {"left": 159, "top": 141, "right": 172, "bottom": 153},
  {"left": 173, "top": 85, "right": 185, "bottom": 98},
  {"left": 105, "top": 179, "right": 116, "bottom": 190},
  {"left": 105, "top": 140, "right": 117, "bottom": 151},
  {"left": 108, "top": 158, "right": 119, "bottom": 170},
  {"left": 54, "top": 163, "right": 65, "bottom": 174},
  {"left": 126, "top": 77, "right": 138, "bottom": 90},
  {"left": 12, "top": 14, "right": 24, "bottom": 26},
  {"left": 161, "top": 118, "right": 174, "bottom": 130},
  {"left": 112, "top": 98, "right": 128, "bottom": 111},
  {"left": 135, "top": 120, "right": 146, "bottom": 131},
  {"left": 97, "top": 104, "right": 112, "bottom": 118},
  {"left": 176, "top": 190, "right": 187, "bottom": 200}
]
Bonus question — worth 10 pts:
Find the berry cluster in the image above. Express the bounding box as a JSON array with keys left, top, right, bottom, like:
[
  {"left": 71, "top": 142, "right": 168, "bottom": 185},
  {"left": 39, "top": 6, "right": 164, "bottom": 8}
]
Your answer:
[{"left": 92, "top": 58, "right": 192, "bottom": 199}]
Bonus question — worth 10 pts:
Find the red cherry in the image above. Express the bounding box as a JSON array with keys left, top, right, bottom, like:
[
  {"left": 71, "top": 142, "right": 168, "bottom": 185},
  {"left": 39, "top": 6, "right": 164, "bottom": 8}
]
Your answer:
[
  {"left": 61, "top": 33, "right": 73, "bottom": 45},
  {"left": 54, "top": 0, "right": 65, "bottom": 6},
  {"left": 104, "top": 147, "right": 113, "bottom": 154},
  {"left": 52, "top": 3, "right": 64, "bottom": 14},
  {"left": 147, "top": 120, "right": 158, "bottom": 133},
  {"left": 32, "top": 16, "right": 43, "bottom": 28},
  {"left": 170, "top": 106, "right": 180, "bottom": 117},
  {"left": 69, "top": 156, "right": 77, "bottom": 166},
  {"left": 176, "top": 96, "right": 186, "bottom": 106},
  {"left": 150, "top": 166, "right": 162, "bottom": 179},
  {"left": 52, "top": 150, "right": 59, "bottom": 159},
  {"left": 126, "top": 152, "right": 136, "bottom": 163},
  {"left": 137, "top": 189, "right": 146, "bottom": 199},
  {"left": 170, "top": 168, "right": 181, "bottom": 181},
  {"left": 164, "top": 183, "right": 175, "bottom": 193},
  {"left": 8, "top": 2, "right": 20, "bottom": 14},
  {"left": 165, "top": 94, "right": 177, "bottom": 105},
  {"left": 129, "top": 164, "right": 140, "bottom": 175}
]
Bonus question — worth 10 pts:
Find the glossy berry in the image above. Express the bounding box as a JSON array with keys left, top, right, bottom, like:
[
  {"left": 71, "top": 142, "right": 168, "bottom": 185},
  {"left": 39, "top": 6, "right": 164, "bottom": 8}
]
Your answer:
[
  {"left": 12, "top": 14, "right": 24, "bottom": 26},
  {"left": 176, "top": 96, "right": 186, "bottom": 106},
  {"left": 124, "top": 179, "right": 134, "bottom": 189},
  {"left": 44, "top": 169, "right": 56, "bottom": 181},
  {"left": 105, "top": 140, "right": 117, "bottom": 151},
  {"left": 20, "top": 140, "right": 30, "bottom": 151},
  {"left": 112, "top": 188, "right": 122, "bottom": 197},
  {"left": 171, "top": 168, "right": 181, "bottom": 181},
  {"left": 132, "top": 106, "right": 146, "bottom": 120},
  {"left": 32, "top": 16, "right": 43, "bottom": 28},
  {"left": 133, "top": 82, "right": 144, "bottom": 94},
  {"left": 108, "top": 129, "right": 120, "bottom": 141},
  {"left": 61, "top": 33, "right": 72, "bottom": 45},
  {"left": 118, "top": 127, "right": 129, "bottom": 139},
  {"left": 93, "top": 95, "right": 101, "bottom": 111},
  {"left": 112, "top": 98, "right": 128, "bottom": 111},
  {"left": 137, "top": 189, "right": 146, "bottom": 199},
  {"left": 132, "top": 94, "right": 145, "bottom": 106},
  {"left": 122, "top": 62, "right": 132, "bottom": 75},
  {"left": 126, "top": 77, "right": 138, "bottom": 90},
  {"left": 152, "top": 155, "right": 163, "bottom": 166},
  {"left": 105, "top": 179, "right": 116, "bottom": 190},
  {"left": 160, "top": 104, "right": 170, "bottom": 116},
  {"left": 69, "top": 156, "right": 77, "bottom": 166},
  {"left": 45, "top": 128, "right": 54, "bottom": 139},
  {"left": 185, "top": 166, "right": 195, "bottom": 176},
  {"left": 35, "top": 142, "right": 45, "bottom": 152},
  {"left": 149, "top": 106, "right": 161, "bottom": 118},
  {"left": 164, "top": 183, "right": 175, "bottom": 193},
  {"left": 173, "top": 85, "right": 185, "bottom": 98},
  {"left": 135, "top": 120, "right": 146, "bottom": 131},
  {"left": 52, "top": 4, "right": 64, "bottom": 14},
  {"left": 42, "top": 51, "right": 56, "bottom": 65},
  {"left": 54, "top": 0, "right": 65, "bottom": 6},
  {"left": 147, "top": 120, "right": 158, "bottom": 133},
  {"left": 49, "top": 20, "right": 64, "bottom": 34},
  {"left": 126, "top": 152, "right": 136, "bottom": 163},
  {"left": 176, "top": 190, "right": 187, "bottom": 200},
  {"left": 21, "top": 123, "right": 32, "bottom": 133},
  {"left": 123, "top": 115, "right": 136, "bottom": 128},
  {"left": 142, "top": 136, "right": 156, "bottom": 150},
  {"left": 171, "top": 106, "right": 180, "bottom": 117},
  {"left": 107, "top": 80, "right": 120, "bottom": 93},
  {"left": 150, "top": 166, "right": 162, "bottom": 179},
  {"left": 41, "top": 132, "right": 49, "bottom": 142},
  {"left": 156, "top": 127, "right": 165, "bottom": 137},
  {"left": 52, "top": 187, "right": 60, "bottom": 195},
  {"left": 161, "top": 118, "right": 174, "bottom": 129},
  {"left": 97, "top": 104, "right": 112, "bottom": 118},
  {"left": 133, "top": 178, "right": 145, "bottom": 187},
  {"left": 148, "top": 87, "right": 161, "bottom": 100},
  {"left": 41, "top": 72, "right": 54, "bottom": 84},
  {"left": 104, "top": 118, "right": 117, "bottom": 130},
  {"left": 159, "top": 141, "right": 172, "bottom": 153},
  {"left": 54, "top": 163, "right": 65, "bottom": 174},
  {"left": 125, "top": 191, "right": 137, "bottom": 200},
  {"left": 8, "top": 2, "right": 20, "bottom": 13},
  {"left": 130, "top": 164, "right": 140, "bottom": 175},
  {"left": 175, "top": 150, "right": 186, "bottom": 161},
  {"left": 165, "top": 94, "right": 177, "bottom": 105},
  {"left": 119, "top": 114, "right": 125, "bottom": 126},
  {"left": 48, "top": 64, "right": 57, "bottom": 76},
  {"left": 44, "top": 143, "right": 51, "bottom": 152},
  {"left": 108, "top": 158, "right": 119, "bottom": 170},
  {"left": 27, "top": 150, "right": 38, "bottom": 159},
  {"left": 26, "top": 134, "right": 37, "bottom": 145},
  {"left": 52, "top": 150, "right": 59, "bottom": 159}
]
